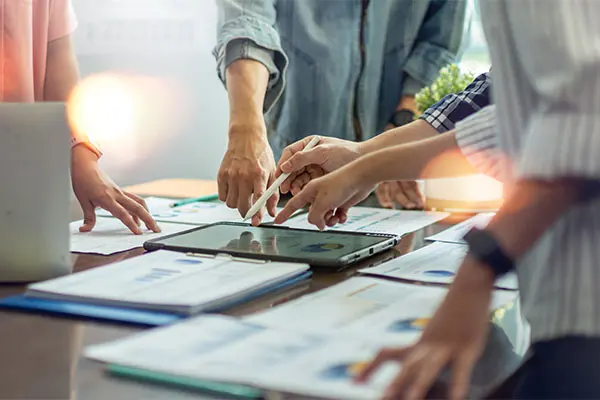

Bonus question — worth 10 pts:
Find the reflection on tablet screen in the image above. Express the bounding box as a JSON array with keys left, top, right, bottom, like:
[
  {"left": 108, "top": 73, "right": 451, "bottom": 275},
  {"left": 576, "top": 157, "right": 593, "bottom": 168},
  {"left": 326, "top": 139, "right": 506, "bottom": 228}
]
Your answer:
[{"left": 158, "top": 225, "right": 387, "bottom": 261}]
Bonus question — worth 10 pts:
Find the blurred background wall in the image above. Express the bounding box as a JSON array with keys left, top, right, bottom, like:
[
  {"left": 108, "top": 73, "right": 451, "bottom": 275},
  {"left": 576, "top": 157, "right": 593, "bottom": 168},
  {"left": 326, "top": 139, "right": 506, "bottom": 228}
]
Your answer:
[
  {"left": 71, "top": 0, "right": 228, "bottom": 186},
  {"left": 70, "top": 0, "right": 489, "bottom": 188}
]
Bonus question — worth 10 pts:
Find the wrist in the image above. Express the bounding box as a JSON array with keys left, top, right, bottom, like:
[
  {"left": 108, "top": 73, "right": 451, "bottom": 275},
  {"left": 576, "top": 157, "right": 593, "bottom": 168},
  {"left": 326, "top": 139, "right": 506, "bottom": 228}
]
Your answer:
[
  {"left": 352, "top": 155, "right": 381, "bottom": 187},
  {"left": 454, "top": 253, "right": 496, "bottom": 291},
  {"left": 228, "top": 118, "right": 267, "bottom": 140},
  {"left": 463, "top": 227, "right": 515, "bottom": 279},
  {"left": 71, "top": 142, "right": 100, "bottom": 164},
  {"left": 398, "top": 95, "right": 417, "bottom": 114}
]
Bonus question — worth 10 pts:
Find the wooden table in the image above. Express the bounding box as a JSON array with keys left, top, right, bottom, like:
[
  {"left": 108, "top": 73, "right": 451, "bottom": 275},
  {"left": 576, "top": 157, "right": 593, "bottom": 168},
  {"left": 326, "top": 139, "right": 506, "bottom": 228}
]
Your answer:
[{"left": 0, "top": 181, "right": 527, "bottom": 399}]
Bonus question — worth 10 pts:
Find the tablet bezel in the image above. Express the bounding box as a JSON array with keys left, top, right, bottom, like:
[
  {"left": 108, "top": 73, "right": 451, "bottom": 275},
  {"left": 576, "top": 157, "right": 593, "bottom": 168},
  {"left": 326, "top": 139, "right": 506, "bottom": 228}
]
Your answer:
[{"left": 143, "top": 222, "right": 399, "bottom": 268}]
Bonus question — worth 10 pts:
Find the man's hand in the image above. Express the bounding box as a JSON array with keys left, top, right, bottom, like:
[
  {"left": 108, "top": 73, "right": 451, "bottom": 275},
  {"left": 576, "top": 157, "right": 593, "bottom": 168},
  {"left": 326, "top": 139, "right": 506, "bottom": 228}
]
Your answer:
[
  {"left": 275, "top": 162, "right": 375, "bottom": 230},
  {"left": 376, "top": 181, "right": 424, "bottom": 210},
  {"left": 276, "top": 136, "right": 363, "bottom": 195},
  {"left": 71, "top": 145, "right": 160, "bottom": 235},
  {"left": 356, "top": 256, "right": 494, "bottom": 399},
  {"left": 218, "top": 122, "right": 278, "bottom": 225}
]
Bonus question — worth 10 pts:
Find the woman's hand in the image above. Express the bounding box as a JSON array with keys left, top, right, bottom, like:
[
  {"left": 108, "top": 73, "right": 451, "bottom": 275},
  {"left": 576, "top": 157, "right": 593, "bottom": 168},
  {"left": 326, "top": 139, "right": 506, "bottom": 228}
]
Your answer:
[
  {"left": 276, "top": 136, "right": 364, "bottom": 195},
  {"left": 275, "top": 162, "right": 375, "bottom": 230},
  {"left": 71, "top": 145, "right": 160, "bottom": 235}
]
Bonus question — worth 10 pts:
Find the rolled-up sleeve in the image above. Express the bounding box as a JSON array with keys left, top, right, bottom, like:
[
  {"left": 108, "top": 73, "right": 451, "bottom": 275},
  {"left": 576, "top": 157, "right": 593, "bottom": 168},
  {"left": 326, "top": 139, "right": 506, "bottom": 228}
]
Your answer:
[
  {"left": 213, "top": 0, "right": 288, "bottom": 113},
  {"left": 420, "top": 72, "right": 492, "bottom": 133},
  {"left": 455, "top": 105, "right": 508, "bottom": 182},
  {"left": 508, "top": 1, "right": 600, "bottom": 181},
  {"left": 403, "top": 0, "right": 468, "bottom": 96}
]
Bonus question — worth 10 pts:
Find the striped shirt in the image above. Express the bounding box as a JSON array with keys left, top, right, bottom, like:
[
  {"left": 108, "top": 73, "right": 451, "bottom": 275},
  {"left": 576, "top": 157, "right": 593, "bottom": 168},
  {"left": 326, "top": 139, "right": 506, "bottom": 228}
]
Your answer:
[{"left": 455, "top": 0, "right": 600, "bottom": 342}]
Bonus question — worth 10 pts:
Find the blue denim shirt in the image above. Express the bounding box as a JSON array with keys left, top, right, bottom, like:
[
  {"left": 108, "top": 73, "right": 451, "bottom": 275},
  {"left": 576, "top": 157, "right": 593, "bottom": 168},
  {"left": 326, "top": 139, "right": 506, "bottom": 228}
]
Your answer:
[{"left": 214, "top": 0, "right": 467, "bottom": 159}]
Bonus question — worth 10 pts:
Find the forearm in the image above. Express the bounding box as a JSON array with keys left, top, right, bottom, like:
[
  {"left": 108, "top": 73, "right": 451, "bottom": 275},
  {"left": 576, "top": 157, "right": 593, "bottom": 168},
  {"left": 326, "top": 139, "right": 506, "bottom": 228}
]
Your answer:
[
  {"left": 360, "top": 119, "right": 439, "bottom": 154},
  {"left": 355, "top": 130, "right": 478, "bottom": 184},
  {"left": 226, "top": 59, "right": 270, "bottom": 136},
  {"left": 485, "top": 179, "right": 600, "bottom": 260},
  {"left": 44, "top": 36, "right": 79, "bottom": 102}
]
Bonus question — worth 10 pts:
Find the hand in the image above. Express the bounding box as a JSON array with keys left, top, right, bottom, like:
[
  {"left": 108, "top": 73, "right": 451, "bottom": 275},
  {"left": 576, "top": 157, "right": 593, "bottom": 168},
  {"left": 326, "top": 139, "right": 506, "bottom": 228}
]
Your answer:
[
  {"left": 222, "top": 231, "right": 279, "bottom": 254},
  {"left": 275, "top": 164, "right": 375, "bottom": 230},
  {"left": 218, "top": 122, "right": 278, "bottom": 226},
  {"left": 277, "top": 136, "right": 363, "bottom": 196},
  {"left": 376, "top": 181, "right": 424, "bottom": 210},
  {"left": 71, "top": 145, "right": 160, "bottom": 235},
  {"left": 356, "top": 256, "right": 494, "bottom": 400}
]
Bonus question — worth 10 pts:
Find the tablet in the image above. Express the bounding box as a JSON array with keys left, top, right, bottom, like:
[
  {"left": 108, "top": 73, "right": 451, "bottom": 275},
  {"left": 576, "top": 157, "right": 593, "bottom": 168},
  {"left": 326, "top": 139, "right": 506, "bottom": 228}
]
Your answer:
[{"left": 144, "top": 222, "right": 399, "bottom": 268}]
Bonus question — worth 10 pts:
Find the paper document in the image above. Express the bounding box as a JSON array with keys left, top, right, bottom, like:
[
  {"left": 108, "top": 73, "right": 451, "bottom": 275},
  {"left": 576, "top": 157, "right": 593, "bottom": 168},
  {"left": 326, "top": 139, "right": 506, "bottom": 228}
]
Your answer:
[
  {"left": 28, "top": 250, "right": 309, "bottom": 315},
  {"left": 360, "top": 242, "right": 518, "bottom": 290},
  {"left": 425, "top": 212, "right": 495, "bottom": 244},
  {"left": 98, "top": 197, "right": 279, "bottom": 226},
  {"left": 70, "top": 218, "right": 193, "bottom": 255},
  {"left": 246, "top": 277, "right": 516, "bottom": 344},
  {"left": 283, "top": 207, "right": 449, "bottom": 236},
  {"left": 85, "top": 315, "right": 401, "bottom": 400}
]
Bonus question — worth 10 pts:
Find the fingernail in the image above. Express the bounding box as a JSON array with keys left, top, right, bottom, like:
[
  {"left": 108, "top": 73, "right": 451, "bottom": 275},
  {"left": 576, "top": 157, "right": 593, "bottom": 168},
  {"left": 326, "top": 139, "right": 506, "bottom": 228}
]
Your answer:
[
  {"left": 406, "top": 202, "right": 416, "bottom": 209},
  {"left": 281, "top": 161, "right": 291, "bottom": 171}
]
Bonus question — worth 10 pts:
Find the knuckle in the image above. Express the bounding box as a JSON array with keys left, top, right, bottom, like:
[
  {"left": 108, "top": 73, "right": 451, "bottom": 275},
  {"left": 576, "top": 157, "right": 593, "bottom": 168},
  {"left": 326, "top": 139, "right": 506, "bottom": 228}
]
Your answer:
[{"left": 218, "top": 168, "right": 229, "bottom": 181}]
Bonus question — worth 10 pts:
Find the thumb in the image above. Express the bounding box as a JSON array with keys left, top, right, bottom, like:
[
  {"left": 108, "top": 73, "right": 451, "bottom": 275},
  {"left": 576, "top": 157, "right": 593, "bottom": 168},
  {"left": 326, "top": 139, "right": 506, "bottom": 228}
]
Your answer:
[
  {"left": 79, "top": 201, "right": 97, "bottom": 232},
  {"left": 280, "top": 148, "right": 323, "bottom": 174}
]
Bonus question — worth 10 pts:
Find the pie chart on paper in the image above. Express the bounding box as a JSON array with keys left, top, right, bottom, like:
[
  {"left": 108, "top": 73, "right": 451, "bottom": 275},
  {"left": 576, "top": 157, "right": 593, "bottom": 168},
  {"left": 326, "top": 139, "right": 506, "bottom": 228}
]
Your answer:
[{"left": 422, "top": 270, "right": 455, "bottom": 278}]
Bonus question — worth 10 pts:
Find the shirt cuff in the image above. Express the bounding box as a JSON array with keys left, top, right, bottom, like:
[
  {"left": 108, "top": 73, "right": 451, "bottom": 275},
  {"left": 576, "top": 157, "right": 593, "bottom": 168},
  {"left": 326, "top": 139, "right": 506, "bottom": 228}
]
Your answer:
[
  {"left": 402, "top": 74, "right": 425, "bottom": 97},
  {"left": 455, "top": 106, "right": 507, "bottom": 182},
  {"left": 404, "top": 43, "right": 456, "bottom": 92},
  {"left": 213, "top": 16, "right": 288, "bottom": 114},
  {"left": 224, "top": 39, "right": 280, "bottom": 91},
  {"left": 518, "top": 114, "right": 600, "bottom": 180}
]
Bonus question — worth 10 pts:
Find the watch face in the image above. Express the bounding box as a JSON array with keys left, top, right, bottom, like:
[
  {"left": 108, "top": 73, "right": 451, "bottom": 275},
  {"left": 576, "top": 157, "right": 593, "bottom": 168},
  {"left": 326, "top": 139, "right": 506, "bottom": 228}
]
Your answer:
[{"left": 392, "top": 109, "right": 415, "bottom": 127}]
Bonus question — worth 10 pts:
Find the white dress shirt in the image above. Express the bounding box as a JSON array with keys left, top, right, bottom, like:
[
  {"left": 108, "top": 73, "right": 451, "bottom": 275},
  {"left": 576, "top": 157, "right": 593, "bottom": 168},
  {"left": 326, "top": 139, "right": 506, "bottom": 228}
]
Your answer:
[{"left": 454, "top": 0, "right": 600, "bottom": 342}]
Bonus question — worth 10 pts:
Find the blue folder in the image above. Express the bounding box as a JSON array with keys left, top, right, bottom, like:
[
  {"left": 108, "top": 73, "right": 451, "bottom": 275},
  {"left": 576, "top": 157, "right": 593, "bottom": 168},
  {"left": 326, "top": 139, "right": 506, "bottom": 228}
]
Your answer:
[{"left": 0, "top": 271, "right": 312, "bottom": 326}]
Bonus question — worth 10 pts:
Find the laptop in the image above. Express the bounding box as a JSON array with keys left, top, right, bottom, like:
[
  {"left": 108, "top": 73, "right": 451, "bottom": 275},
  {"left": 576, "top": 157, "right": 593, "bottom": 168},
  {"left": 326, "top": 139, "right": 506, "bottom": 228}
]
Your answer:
[{"left": 0, "top": 103, "right": 70, "bottom": 282}]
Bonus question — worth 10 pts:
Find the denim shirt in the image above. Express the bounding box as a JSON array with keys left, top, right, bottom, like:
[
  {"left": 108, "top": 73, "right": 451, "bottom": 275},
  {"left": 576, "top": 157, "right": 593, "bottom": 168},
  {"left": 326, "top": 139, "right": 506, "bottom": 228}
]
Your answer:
[{"left": 214, "top": 0, "right": 467, "bottom": 159}]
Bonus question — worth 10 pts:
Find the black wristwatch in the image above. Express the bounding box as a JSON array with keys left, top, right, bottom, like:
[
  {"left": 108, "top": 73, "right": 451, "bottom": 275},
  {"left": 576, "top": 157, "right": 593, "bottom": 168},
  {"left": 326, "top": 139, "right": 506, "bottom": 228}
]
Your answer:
[
  {"left": 389, "top": 109, "right": 416, "bottom": 127},
  {"left": 463, "top": 227, "right": 514, "bottom": 278}
]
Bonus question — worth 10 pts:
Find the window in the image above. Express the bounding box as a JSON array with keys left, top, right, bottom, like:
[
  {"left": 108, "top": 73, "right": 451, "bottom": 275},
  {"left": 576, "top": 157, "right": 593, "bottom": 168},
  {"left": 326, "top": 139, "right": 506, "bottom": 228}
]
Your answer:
[{"left": 459, "top": 0, "right": 491, "bottom": 75}]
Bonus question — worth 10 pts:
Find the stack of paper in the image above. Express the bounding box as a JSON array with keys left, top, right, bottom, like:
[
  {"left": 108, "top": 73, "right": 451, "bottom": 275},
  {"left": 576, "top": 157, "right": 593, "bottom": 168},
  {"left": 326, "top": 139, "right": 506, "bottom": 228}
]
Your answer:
[
  {"left": 360, "top": 242, "right": 518, "bottom": 290},
  {"left": 26, "top": 250, "right": 310, "bottom": 315},
  {"left": 425, "top": 213, "right": 495, "bottom": 244},
  {"left": 86, "top": 315, "right": 403, "bottom": 400},
  {"left": 245, "top": 277, "right": 517, "bottom": 345}
]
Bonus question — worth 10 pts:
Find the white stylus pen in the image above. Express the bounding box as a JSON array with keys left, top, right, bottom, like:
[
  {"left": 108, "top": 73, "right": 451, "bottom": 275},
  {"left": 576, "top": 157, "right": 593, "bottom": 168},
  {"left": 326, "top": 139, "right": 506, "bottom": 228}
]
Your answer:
[{"left": 244, "top": 135, "right": 321, "bottom": 222}]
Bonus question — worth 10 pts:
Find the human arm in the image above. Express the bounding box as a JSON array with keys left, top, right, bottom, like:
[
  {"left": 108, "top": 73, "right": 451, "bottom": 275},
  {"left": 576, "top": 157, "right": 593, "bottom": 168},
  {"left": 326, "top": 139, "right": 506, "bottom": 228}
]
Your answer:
[
  {"left": 275, "top": 130, "right": 478, "bottom": 229},
  {"left": 45, "top": 1, "right": 159, "bottom": 234},
  {"left": 358, "top": 1, "right": 600, "bottom": 394},
  {"left": 276, "top": 72, "right": 492, "bottom": 188},
  {"left": 214, "top": 0, "right": 287, "bottom": 225}
]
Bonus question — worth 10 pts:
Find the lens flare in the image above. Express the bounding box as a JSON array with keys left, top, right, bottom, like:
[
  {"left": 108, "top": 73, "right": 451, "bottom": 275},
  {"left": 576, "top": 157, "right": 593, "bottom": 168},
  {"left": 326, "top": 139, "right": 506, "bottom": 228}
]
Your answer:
[
  {"left": 67, "top": 72, "right": 191, "bottom": 169},
  {"left": 68, "top": 74, "right": 136, "bottom": 145}
]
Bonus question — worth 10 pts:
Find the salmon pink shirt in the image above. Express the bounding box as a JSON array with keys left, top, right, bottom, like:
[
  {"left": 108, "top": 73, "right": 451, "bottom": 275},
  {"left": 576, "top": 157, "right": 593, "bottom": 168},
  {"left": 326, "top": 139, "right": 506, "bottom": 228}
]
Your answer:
[{"left": 0, "top": 0, "right": 77, "bottom": 102}]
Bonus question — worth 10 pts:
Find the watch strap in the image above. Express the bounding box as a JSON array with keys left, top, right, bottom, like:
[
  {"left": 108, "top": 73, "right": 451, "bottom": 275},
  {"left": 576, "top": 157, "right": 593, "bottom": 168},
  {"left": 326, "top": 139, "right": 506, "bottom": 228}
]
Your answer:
[
  {"left": 389, "top": 109, "right": 416, "bottom": 127},
  {"left": 463, "top": 227, "right": 514, "bottom": 277}
]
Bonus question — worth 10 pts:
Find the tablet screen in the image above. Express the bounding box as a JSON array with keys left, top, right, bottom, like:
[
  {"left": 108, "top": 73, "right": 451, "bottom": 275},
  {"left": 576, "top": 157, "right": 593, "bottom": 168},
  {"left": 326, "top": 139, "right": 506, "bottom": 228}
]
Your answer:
[{"left": 153, "top": 224, "right": 392, "bottom": 262}]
